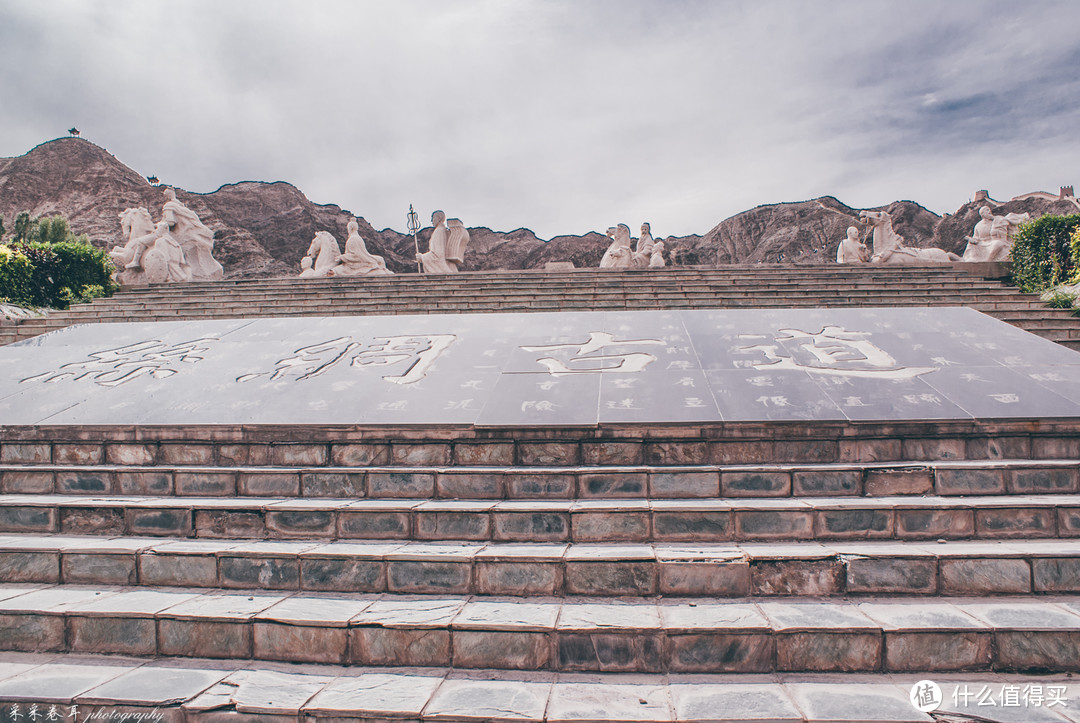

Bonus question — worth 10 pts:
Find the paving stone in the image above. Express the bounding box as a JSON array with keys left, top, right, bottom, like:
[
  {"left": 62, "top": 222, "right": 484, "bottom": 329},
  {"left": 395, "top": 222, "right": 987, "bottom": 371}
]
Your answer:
[
  {"left": 0, "top": 660, "right": 135, "bottom": 702},
  {"left": 304, "top": 669, "right": 444, "bottom": 719},
  {"left": 785, "top": 681, "right": 933, "bottom": 722},
  {"left": 668, "top": 679, "right": 802, "bottom": 722},
  {"left": 81, "top": 663, "right": 229, "bottom": 705},
  {"left": 545, "top": 675, "right": 673, "bottom": 722},
  {"left": 424, "top": 671, "right": 553, "bottom": 722}
]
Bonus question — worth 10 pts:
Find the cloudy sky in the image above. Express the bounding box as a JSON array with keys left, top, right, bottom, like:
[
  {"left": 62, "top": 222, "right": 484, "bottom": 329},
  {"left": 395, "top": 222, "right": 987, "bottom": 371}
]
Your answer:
[{"left": 2, "top": 0, "right": 1078, "bottom": 239}]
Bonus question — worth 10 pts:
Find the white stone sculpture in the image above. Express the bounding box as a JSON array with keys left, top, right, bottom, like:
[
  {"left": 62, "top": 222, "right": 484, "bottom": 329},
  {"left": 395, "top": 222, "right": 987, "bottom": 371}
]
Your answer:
[
  {"left": 962, "top": 206, "right": 1030, "bottom": 262},
  {"left": 328, "top": 218, "right": 393, "bottom": 277},
  {"left": 836, "top": 226, "right": 870, "bottom": 263},
  {"left": 600, "top": 224, "right": 634, "bottom": 269},
  {"left": 109, "top": 208, "right": 192, "bottom": 284},
  {"left": 649, "top": 239, "right": 667, "bottom": 268},
  {"left": 417, "top": 210, "right": 470, "bottom": 273},
  {"left": 635, "top": 223, "right": 657, "bottom": 268},
  {"left": 861, "top": 210, "right": 960, "bottom": 264},
  {"left": 161, "top": 188, "right": 224, "bottom": 280},
  {"left": 299, "top": 231, "right": 342, "bottom": 278}
]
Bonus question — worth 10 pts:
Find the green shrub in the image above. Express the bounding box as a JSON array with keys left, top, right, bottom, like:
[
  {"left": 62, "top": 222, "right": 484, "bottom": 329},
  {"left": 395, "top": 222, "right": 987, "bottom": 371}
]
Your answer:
[
  {"left": 0, "top": 246, "right": 34, "bottom": 306},
  {"left": 1010, "top": 214, "right": 1080, "bottom": 293}
]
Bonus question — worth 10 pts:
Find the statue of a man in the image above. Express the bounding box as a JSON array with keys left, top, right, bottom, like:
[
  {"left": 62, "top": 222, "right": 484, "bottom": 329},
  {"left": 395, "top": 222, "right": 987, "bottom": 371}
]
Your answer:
[
  {"left": 161, "top": 187, "right": 224, "bottom": 280},
  {"left": 836, "top": 226, "right": 869, "bottom": 263},
  {"left": 963, "top": 206, "right": 1029, "bottom": 262},
  {"left": 417, "top": 210, "right": 470, "bottom": 273},
  {"left": 329, "top": 218, "right": 393, "bottom": 276},
  {"left": 633, "top": 222, "right": 656, "bottom": 268}
]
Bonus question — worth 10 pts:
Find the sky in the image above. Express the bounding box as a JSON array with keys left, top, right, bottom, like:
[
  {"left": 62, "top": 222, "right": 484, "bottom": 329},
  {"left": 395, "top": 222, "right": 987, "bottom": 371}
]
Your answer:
[{"left": 1, "top": 0, "right": 1078, "bottom": 239}]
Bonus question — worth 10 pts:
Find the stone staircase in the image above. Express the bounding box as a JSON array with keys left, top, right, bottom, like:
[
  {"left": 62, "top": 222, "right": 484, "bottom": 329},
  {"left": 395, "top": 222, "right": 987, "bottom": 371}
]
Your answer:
[{"left": 3, "top": 264, "right": 1080, "bottom": 349}]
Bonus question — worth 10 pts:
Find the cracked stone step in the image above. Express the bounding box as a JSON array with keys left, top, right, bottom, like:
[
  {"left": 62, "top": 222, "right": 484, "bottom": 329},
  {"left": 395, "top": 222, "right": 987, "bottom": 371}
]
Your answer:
[
  {"left": 5, "top": 651, "right": 1078, "bottom": 722},
  {"left": 2, "top": 459, "right": 1076, "bottom": 499},
  {"left": 1, "top": 585, "right": 1080, "bottom": 674},
  {"left": 1, "top": 493, "right": 1078, "bottom": 543},
  {"left": 3, "top": 536, "right": 1080, "bottom": 598}
]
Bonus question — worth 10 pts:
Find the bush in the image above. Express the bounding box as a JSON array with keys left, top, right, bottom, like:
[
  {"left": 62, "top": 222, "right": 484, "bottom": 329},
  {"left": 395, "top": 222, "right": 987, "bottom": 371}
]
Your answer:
[
  {"left": 1010, "top": 213, "right": 1080, "bottom": 293},
  {"left": 0, "top": 246, "right": 34, "bottom": 306}
]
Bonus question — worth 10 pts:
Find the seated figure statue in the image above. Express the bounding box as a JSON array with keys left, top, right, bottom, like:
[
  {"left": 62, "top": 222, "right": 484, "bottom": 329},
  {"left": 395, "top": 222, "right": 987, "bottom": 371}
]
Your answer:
[
  {"left": 962, "top": 206, "right": 1030, "bottom": 262},
  {"left": 633, "top": 222, "right": 657, "bottom": 268},
  {"left": 328, "top": 218, "right": 393, "bottom": 276},
  {"left": 110, "top": 208, "right": 191, "bottom": 285},
  {"left": 836, "top": 226, "right": 870, "bottom": 263},
  {"left": 648, "top": 239, "right": 667, "bottom": 268},
  {"left": 417, "top": 210, "right": 470, "bottom": 273},
  {"left": 599, "top": 224, "right": 635, "bottom": 269},
  {"left": 160, "top": 187, "right": 224, "bottom": 280}
]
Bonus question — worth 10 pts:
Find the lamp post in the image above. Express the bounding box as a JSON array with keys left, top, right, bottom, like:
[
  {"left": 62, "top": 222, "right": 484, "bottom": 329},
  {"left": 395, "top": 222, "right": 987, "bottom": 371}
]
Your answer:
[{"left": 407, "top": 204, "right": 422, "bottom": 273}]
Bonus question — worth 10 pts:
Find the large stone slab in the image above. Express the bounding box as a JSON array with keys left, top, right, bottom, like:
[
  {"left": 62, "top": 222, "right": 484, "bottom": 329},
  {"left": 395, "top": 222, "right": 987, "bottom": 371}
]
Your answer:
[{"left": 4, "top": 308, "right": 1080, "bottom": 426}]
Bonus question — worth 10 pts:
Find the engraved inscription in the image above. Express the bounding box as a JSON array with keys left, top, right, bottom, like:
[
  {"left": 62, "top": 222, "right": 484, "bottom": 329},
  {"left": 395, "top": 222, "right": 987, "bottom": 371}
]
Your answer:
[
  {"left": 520, "top": 331, "right": 665, "bottom": 375},
  {"left": 21, "top": 338, "right": 217, "bottom": 387},
  {"left": 739, "top": 326, "right": 937, "bottom": 380}
]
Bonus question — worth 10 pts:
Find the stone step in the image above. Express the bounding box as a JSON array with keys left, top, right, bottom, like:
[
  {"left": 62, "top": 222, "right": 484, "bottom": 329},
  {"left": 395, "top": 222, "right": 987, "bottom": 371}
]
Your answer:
[
  {"left": 3, "top": 460, "right": 1076, "bottom": 499},
  {"left": 1, "top": 584, "right": 1079, "bottom": 674},
  {"left": 1, "top": 493, "right": 1077, "bottom": 543},
  {"left": 4, "top": 651, "right": 1071, "bottom": 722},
  {"left": 3, "top": 536, "right": 1080, "bottom": 598}
]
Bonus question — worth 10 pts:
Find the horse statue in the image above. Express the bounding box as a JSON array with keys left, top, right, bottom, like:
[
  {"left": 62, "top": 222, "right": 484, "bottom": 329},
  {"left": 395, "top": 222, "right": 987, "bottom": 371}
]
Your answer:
[
  {"left": 600, "top": 224, "right": 635, "bottom": 269},
  {"left": 110, "top": 207, "right": 191, "bottom": 285},
  {"left": 860, "top": 210, "right": 960, "bottom": 264},
  {"left": 299, "top": 231, "right": 342, "bottom": 278},
  {"left": 962, "top": 206, "right": 1030, "bottom": 262}
]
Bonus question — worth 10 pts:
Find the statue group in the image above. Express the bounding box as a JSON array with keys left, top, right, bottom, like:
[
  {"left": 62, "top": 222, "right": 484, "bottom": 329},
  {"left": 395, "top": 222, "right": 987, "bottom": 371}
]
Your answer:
[
  {"left": 299, "top": 218, "right": 393, "bottom": 278},
  {"left": 417, "top": 210, "right": 470, "bottom": 273},
  {"left": 110, "top": 188, "right": 225, "bottom": 285},
  {"left": 600, "top": 223, "right": 667, "bottom": 269},
  {"left": 962, "top": 206, "right": 1030, "bottom": 262}
]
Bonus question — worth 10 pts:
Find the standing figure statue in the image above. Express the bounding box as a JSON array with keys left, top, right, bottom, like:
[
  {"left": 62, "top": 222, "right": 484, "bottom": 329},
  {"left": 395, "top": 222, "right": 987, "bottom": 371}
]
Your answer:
[
  {"left": 861, "top": 210, "right": 960, "bottom": 264},
  {"left": 161, "top": 188, "right": 224, "bottom": 280},
  {"left": 836, "top": 226, "right": 870, "bottom": 263},
  {"left": 600, "top": 224, "right": 634, "bottom": 268},
  {"left": 329, "top": 218, "right": 393, "bottom": 276},
  {"left": 417, "top": 210, "right": 470, "bottom": 273},
  {"left": 962, "top": 206, "right": 1030, "bottom": 262}
]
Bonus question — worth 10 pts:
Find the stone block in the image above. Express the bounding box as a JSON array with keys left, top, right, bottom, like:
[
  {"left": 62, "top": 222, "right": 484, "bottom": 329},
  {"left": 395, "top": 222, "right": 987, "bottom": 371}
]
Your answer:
[
  {"left": 667, "top": 633, "right": 773, "bottom": 673},
  {"left": 105, "top": 443, "right": 156, "bottom": 465},
  {"left": 492, "top": 512, "right": 570, "bottom": 542},
  {"left": 337, "top": 511, "right": 410, "bottom": 539},
  {"left": 650, "top": 471, "right": 719, "bottom": 498},
  {"left": 415, "top": 512, "right": 490, "bottom": 540},
  {"left": 254, "top": 622, "right": 347, "bottom": 664},
  {"left": 658, "top": 561, "right": 750, "bottom": 596},
  {"left": 996, "top": 631, "right": 1080, "bottom": 672},
  {"left": 582, "top": 442, "right": 643, "bottom": 466},
  {"left": 901, "top": 438, "right": 964, "bottom": 461},
  {"left": 0, "top": 506, "right": 56, "bottom": 533},
  {"left": 1, "top": 470, "right": 54, "bottom": 494},
  {"left": 195, "top": 510, "right": 266, "bottom": 539},
  {"left": 579, "top": 473, "right": 647, "bottom": 498},
  {"left": 453, "top": 442, "right": 514, "bottom": 465},
  {"left": 128, "top": 508, "right": 192, "bottom": 536},
  {"left": 176, "top": 472, "right": 236, "bottom": 496},
  {"left": 1059, "top": 508, "right": 1080, "bottom": 537},
  {"left": 139, "top": 553, "right": 219, "bottom": 588},
  {"left": 565, "top": 561, "right": 656, "bottom": 596},
  {"left": 1034, "top": 558, "right": 1080, "bottom": 592},
  {"left": 518, "top": 442, "right": 580, "bottom": 466},
  {"left": 934, "top": 467, "right": 1005, "bottom": 495},
  {"left": 885, "top": 631, "right": 992, "bottom": 671},
  {"left": 386, "top": 561, "right": 470, "bottom": 594},
  {"left": 1032, "top": 437, "right": 1080, "bottom": 459},
  {"left": 475, "top": 561, "right": 562, "bottom": 596},
  {"left": 0, "top": 613, "right": 64, "bottom": 651},
  {"left": 1008, "top": 467, "right": 1079, "bottom": 494},
  {"left": 350, "top": 627, "right": 450, "bottom": 666},
  {"left": 158, "top": 618, "right": 250, "bottom": 658},
  {"left": 301, "top": 472, "right": 365, "bottom": 498},
  {"left": 0, "top": 550, "right": 59, "bottom": 583},
  {"left": 774, "top": 440, "right": 837, "bottom": 463},
  {"left": 218, "top": 443, "right": 272, "bottom": 465},
  {"left": 69, "top": 616, "right": 156, "bottom": 655},
  {"left": 557, "top": 632, "right": 662, "bottom": 672},
  {"left": 62, "top": 553, "right": 137, "bottom": 585},
  {"left": 846, "top": 558, "right": 937, "bottom": 594},
  {"left": 895, "top": 508, "right": 973, "bottom": 539},
  {"left": 160, "top": 444, "right": 215, "bottom": 465},
  {"left": 735, "top": 510, "right": 812, "bottom": 540},
  {"left": 300, "top": 558, "right": 384, "bottom": 592},
  {"left": 572, "top": 511, "right": 649, "bottom": 542},
  {"left": 56, "top": 470, "right": 114, "bottom": 494},
  {"left": 1, "top": 443, "right": 51, "bottom": 464},
  {"left": 53, "top": 443, "right": 103, "bottom": 464},
  {"left": 436, "top": 473, "right": 502, "bottom": 499},
  {"left": 940, "top": 558, "right": 1031, "bottom": 594},
  {"left": 271, "top": 444, "right": 327, "bottom": 466},
  {"left": 118, "top": 472, "right": 172, "bottom": 495},
  {"left": 864, "top": 468, "right": 933, "bottom": 496},
  {"left": 815, "top": 509, "right": 893, "bottom": 539},
  {"left": 709, "top": 441, "right": 774, "bottom": 464},
  {"left": 976, "top": 508, "right": 1055, "bottom": 538},
  {"left": 837, "top": 438, "right": 901, "bottom": 463},
  {"left": 792, "top": 470, "right": 861, "bottom": 496},
  {"left": 506, "top": 474, "right": 575, "bottom": 499},
  {"left": 367, "top": 472, "right": 434, "bottom": 498},
  {"left": 330, "top": 443, "right": 390, "bottom": 466},
  {"left": 388, "top": 443, "right": 449, "bottom": 465},
  {"left": 966, "top": 435, "right": 1029, "bottom": 460},
  {"left": 60, "top": 507, "right": 123, "bottom": 535},
  {"left": 652, "top": 511, "right": 731, "bottom": 542},
  {"left": 239, "top": 472, "right": 300, "bottom": 497},
  {"left": 452, "top": 630, "right": 550, "bottom": 670},
  {"left": 751, "top": 560, "right": 843, "bottom": 596},
  {"left": 266, "top": 510, "right": 336, "bottom": 537},
  {"left": 776, "top": 632, "right": 881, "bottom": 672},
  {"left": 220, "top": 556, "right": 299, "bottom": 590},
  {"left": 721, "top": 471, "right": 790, "bottom": 497}
]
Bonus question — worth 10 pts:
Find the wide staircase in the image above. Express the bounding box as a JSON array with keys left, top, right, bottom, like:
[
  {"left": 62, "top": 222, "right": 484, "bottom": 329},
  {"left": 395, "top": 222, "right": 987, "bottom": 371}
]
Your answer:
[
  {"left": 3, "top": 264, "right": 1080, "bottom": 349},
  {"left": 1, "top": 267, "right": 1079, "bottom": 721}
]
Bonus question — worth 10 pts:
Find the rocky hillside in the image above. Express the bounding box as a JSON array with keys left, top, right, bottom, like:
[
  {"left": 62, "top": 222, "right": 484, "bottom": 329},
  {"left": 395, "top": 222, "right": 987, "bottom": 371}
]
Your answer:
[{"left": 0, "top": 138, "right": 1073, "bottom": 278}]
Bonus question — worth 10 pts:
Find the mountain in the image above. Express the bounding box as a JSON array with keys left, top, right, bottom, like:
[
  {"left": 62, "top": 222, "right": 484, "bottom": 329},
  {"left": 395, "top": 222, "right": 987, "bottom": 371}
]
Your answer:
[{"left": 0, "top": 138, "right": 1074, "bottom": 277}]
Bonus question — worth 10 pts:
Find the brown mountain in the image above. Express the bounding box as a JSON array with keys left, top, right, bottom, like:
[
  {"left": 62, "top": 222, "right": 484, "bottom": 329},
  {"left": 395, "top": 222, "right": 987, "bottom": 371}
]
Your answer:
[{"left": 0, "top": 138, "right": 1073, "bottom": 278}]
